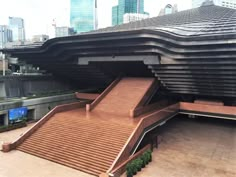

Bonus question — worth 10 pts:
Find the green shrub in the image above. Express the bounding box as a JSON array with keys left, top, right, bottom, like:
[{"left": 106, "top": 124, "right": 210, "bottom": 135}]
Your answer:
[
  {"left": 136, "top": 157, "right": 143, "bottom": 171},
  {"left": 147, "top": 150, "right": 152, "bottom": 162},
  {"left": 126, "top": 163, "right": 133, "bottom": 177},
  {"left": 131, "top": 160, "right": 138, "bottom": 175},
  {"left": 143, "top": 152, "right": 150, "bottom": 165},
  {"left": 140, "top": 153, "right": 146, "bottom": 167}
]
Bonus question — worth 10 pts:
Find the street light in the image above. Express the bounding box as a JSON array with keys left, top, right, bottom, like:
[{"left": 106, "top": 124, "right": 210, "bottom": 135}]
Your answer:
[{"left": 0, "top": 28, "right": 5, "bottom": 76}]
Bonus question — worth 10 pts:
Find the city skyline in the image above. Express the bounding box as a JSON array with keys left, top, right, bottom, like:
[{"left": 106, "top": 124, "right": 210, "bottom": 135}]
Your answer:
[
  {"left": 112, "top": 0, "right": 146, "bottom": 26},
  {"left": 0, "top": 0, "right": 192, "bottom": 39}
]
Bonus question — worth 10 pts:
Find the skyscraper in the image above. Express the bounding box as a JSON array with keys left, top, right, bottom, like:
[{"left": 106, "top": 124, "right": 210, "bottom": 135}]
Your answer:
[
  {"left": 192, "top": 0, "right": 236, "bottom": 9},
  {"left": 112, "top": 0, "right": 146, "bottom": 26},
  {"left": 70, "top": 0, "right": 97, "bottom": 33},
  {"left": 8, "top": 17, "right": 25, "bottom": 42},
  {"left": 0, "top": 25, "right": 12, "bottom": 48}
]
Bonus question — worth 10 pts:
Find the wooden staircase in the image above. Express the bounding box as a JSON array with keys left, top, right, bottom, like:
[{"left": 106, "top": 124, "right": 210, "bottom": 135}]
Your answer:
[
  {"left": 15, "top": 77, "right": 159, "bottom": 176},
  {"left": 17, "top": 109, "right": 136, "bottom": 176}
]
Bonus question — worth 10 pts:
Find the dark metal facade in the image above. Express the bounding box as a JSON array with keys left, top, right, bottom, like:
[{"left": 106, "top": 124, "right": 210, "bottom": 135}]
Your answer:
[{"left": 2, "top": 4, "right": 236, "bottom": 102}]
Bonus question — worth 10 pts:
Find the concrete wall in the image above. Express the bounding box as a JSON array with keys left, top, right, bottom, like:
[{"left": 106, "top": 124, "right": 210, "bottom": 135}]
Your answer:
[
  {"left": 0, "top": 75, "right": 73, "bottom": 98},
  {"left": 0, "top": 93, "right": 78, "bottom": 125}
]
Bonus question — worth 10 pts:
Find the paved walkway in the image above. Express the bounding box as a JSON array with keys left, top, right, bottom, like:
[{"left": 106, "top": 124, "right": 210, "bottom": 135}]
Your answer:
[
  {"left": 133, "top": 117, "right": 236, "bottom": 177},
  {"left": 0, "top": 123, "right": 92, "bottom": 177}
]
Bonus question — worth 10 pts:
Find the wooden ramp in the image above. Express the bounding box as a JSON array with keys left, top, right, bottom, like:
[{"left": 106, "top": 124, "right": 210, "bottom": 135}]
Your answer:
[
  {"left": 93, "top": 77, "right": 155, "bottom": 116},
  {"left": 14, "top": 77, "right": 171, "bottom": 176}
]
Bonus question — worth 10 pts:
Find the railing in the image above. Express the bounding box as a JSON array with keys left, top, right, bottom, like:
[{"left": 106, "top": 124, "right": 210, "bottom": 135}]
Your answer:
[
  {"left": 179, "top": 102, "right": 236, "bottom": 118},
  {"left": 130, "top": 100, "right": 169, "bottom": 118},
  {"left": 2, "top": 101, "right": 90, "bottom": 152},
  {"left": 86, "top": 77, "right": 121, "bottom": 112},
  {"left": 75, "top": 92, "right": 99, "bottom": 100},
  {"left": 107, "top": 103, "right": 179, "bottom": 173}
]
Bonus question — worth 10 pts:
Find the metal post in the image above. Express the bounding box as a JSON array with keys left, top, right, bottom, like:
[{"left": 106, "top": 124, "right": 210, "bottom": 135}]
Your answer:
[
  {"left": 2, "top": 53, "right": 5, "bottom": 76},
  {"left": 0, "top": 27, "right": 5, "bottom": 76}
]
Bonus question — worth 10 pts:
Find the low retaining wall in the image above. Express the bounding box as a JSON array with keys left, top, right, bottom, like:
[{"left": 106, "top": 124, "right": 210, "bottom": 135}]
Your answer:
[{"left": 2, "top": 101, "right": 90, "bottom": 152}]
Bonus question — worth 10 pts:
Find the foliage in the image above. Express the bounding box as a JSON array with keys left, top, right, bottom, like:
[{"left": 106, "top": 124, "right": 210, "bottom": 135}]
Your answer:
[
  {"left": 0, "top": 121, "right": 27, "bottom": 133},
  {"left": 126, "top": 149, "right": 153, "bottom": 177},
  {"left": 126, "top": 163, "right": 133, "bottom": 177}
]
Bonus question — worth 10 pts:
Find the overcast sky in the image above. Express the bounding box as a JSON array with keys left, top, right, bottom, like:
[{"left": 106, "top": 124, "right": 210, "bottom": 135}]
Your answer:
[{"left": 0, "top": 0, "right": 192, "bottom": 39}]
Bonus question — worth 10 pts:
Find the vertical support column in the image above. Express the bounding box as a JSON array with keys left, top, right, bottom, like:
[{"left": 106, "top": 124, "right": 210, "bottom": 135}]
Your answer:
[{"left": 4, "top": 113, "right": 8, "bottom": 126}]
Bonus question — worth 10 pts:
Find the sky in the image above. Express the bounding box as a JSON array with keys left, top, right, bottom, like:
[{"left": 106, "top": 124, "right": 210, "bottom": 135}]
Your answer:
[{"left": 0, "top": 0, "right": 192, "bottom": 39}]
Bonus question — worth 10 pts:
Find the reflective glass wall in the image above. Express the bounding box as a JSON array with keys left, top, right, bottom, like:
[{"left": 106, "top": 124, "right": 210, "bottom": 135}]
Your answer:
[{"left": 70, "top": 0, "right": 95, "bottom": 33}]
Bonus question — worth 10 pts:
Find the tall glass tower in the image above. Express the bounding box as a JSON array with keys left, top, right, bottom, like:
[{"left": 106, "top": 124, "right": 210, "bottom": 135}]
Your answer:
[
  {"left": 70, "top": 0, "right": 97, "bottom": 33},
  {"left": 8, "top": 17, "right": 25, "bottom": 42},
  {"left": 112, "top": 0, "right": 145, "bottom": 26}
]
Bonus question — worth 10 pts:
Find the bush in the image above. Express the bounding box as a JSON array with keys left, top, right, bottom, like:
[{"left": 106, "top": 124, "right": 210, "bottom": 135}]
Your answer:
[
  {"left": 131, "top": 160, "right": 138, "bottom": 175},
  {"left": 136, "top": 157, "right": 143, "bottom": 171},
  {"left": 147, "top": 150, "right": 152, "bottom": 162},
  {"left": 140, "top": 153, "right": 146, "bottom": 168},
  {"left": 0, "top": 121, "right": 27, "bottom": 133},
  {"left": 126, "top": 149, "right": 153, "bottom": 177},
  {"left": 126, "top": 163, "right": 133, "bottom": 177},
  {"left": 144, "top": 152, "right": 149, "bottom": 165}
]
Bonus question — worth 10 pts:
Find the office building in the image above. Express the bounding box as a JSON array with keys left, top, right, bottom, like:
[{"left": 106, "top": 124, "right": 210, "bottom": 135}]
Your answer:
[
  {"left": 159, "top": 4, "right": 178, "bottom": 16},
  {"left": 8, "top": 17, "right": 25, "bottom": 42},
  {"left": 70, "top": 0, "right": 97, "bottom": 33},
  {"left": 112, "top": 0, "right": 148, "bottom": 26},
  {"left": 123, "top": 13, "right": 149, "bottom": 23},
  {"left": 0, "top": 25, "right": 12, "bottom": 48},
  {"left": 193, "top": 0, "right": 236, "bottom": 9},
  {"left": 55, "top": 27, "right": 75, "bottom": 37}
]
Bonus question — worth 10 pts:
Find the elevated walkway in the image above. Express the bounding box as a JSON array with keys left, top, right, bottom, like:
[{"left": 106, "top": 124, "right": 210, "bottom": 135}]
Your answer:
[
  {"left": 92, "top": 77, "right": 156, "bottom": 116},
  {"left": 2, "top": 77, "right": 178, "bottom": 176}
]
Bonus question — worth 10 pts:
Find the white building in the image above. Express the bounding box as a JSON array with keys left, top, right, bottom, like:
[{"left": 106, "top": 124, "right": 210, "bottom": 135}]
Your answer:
[
  {"left": 32, "top": 35, "right": 49, "bottom": 42},
  {"left": 123, "top": 13, "right": 149, "bottom": 24},
  {"left": 193, "top": 0, "right": 236, "bottom": 9},
  {"left": 55, "top": 27, "right": 75, "bottom": 37}
]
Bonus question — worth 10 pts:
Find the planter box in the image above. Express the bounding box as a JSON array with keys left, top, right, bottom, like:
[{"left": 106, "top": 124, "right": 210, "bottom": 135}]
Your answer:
[{"left": 0, "top": 122, "right": 27, "bottom": 133}]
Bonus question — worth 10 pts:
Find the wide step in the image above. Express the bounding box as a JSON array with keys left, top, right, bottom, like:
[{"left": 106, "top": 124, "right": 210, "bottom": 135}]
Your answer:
[
  {"left": 16, "top": 77, "right": 156, "bottom": 176},
  {"left": 17, "top": 108, "right": 136, "bottom": 176}
]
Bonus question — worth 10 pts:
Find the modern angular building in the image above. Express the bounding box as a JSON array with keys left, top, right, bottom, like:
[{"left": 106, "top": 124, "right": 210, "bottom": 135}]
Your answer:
[
  {"left": 2, "top": 2, "right": 236, "bottom": 177},
  {"left": 0, "top": 25, "right": 12, "bottom": 48},
  {"left": 70, "top": 0, "right": 97, "bottom": 33},
  {"left": 193, "top": 0, "right": 236, "bottom": 9},
  {"left": 112, "top": 0, "right": 147, "bottom": 26},
  {"left": 8, "top": 17, "right": 25, "bottom": 42}
]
